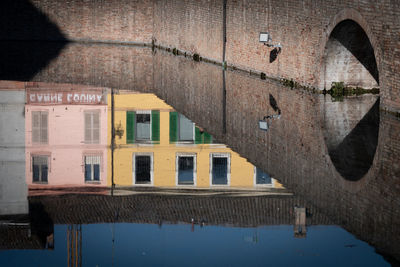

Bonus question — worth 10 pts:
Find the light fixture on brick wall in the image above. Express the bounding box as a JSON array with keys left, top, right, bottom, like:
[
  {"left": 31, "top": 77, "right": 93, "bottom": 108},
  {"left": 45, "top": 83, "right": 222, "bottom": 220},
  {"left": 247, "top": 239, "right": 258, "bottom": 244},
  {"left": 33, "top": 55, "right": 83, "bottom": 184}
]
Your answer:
[
  {"left": 258, "top": 114, "right": 281, "bottom": 131},
  {"left": 259, "top": 32, "right": 282, "bottom": 48},
  {"left": 258, "top": 119, "right": 269, "bottom": 131}
]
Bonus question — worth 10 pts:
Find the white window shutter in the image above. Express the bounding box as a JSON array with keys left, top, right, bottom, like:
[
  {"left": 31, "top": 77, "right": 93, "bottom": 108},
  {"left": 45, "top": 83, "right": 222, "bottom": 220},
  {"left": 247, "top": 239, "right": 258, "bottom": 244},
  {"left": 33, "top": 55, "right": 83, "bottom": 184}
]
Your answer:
[
  {"left": 84, "top": 111, "right": 100, "bottom": 144},
  {"left": 93, "top": 112, "right": 100, "bottom": 143},
  {"left": 32, "top": 112, "right": 40, "bottom": 143},
  {"left": 84, "top": 112, "right": 92, "bottom": 143},
  {"left": 40, "top": 112, "right": 48, "bottom": 143}
]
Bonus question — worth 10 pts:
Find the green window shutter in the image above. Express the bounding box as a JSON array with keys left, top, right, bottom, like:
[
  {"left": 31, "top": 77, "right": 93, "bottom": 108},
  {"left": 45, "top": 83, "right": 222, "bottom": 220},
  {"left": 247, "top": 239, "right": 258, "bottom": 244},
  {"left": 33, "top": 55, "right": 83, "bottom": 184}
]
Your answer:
[
  {"left": 203, "top": 132, "right": 213, "bottom": 144},
  {"left": 169, "top": 112, "right": 178, "bottom": 143},
  {"left": 195, "top": 127, "right": 202, "bottom": 144},
  {"left": 126, "top": 111, "right": 135, "bottom": 144},
  {"left": 151, "top": 110, "right": 160, "bottom": 142}
]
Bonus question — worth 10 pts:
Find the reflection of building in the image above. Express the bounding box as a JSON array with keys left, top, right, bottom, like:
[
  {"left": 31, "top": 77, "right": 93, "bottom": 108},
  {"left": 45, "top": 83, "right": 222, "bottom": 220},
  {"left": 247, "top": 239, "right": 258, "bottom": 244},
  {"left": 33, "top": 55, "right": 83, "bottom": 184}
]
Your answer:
[
  {"left": 25, "top": 84, "right": 108, "bottom": 186},
  {"left": 108, "top": 91, "right": 282, "bottom": 188},
  {"left": 67, "top": 224, "right": 82, "bottom": 267},
  {"left": 294, "top": 207, "right": 307, "bottom": 238},
  {"left": 0, "top": 82, "right": 28, "bottom": 215}
]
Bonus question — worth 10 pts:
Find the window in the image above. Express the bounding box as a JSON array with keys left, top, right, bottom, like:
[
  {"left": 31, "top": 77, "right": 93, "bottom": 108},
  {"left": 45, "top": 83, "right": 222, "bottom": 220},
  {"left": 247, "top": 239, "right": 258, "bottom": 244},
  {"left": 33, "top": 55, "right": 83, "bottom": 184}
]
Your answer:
[
  {"left": 178, "top": 114, "right": 194, "bottom": 141},
  {"left": 254, "top": 167, "right": 273, "bottom": 186},
  {"left": 126, "top": 111, "right": 160, "bottom": 144},
  {"left": 136, "top": 111, "right": 151, "bottom": 141},
  {"left": 84, "top": 155, "right": 101, "bottom": 182},
  {"left": 170, "top": 112, "right": 194, "bottom": 143},
  {"left": 32, "top": 155, "right": 48, "bottom": 183},
  {"left": 84, "top": 111, "right": 100, "bottom": 144},
  {"left": 210, "top": 153, "right": 230, "bottom": 185},
  {"left": 176, "top": 154, "right": 196, "bottom": 185},
  {"left": 133, "top": 153, "right": 153, "bottom": 185},
  {"left": 169, "top": 112, "right": 213, "bottom": 144},
  {"left": 32, "top": 111, "right": 48, "bottom": 144}
]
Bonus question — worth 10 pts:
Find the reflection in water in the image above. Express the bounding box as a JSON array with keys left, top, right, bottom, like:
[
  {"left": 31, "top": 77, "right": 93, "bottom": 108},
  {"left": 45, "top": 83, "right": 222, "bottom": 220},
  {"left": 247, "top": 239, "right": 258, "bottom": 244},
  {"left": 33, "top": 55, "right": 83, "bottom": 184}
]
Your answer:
[
  {"left": 0, "top": 82, "right": 283, "bottom": 190},
  {"left": 326, "top": 97, "right": 379, "bottom": 181},
  {"left": 322, "top": 94, "right": 380, "bottom": 181},
  {"left": 0, "top": 194, "right": 390, "bottom": 266},
  {"left": 0, "top": 43, "right": 399, "bottom": 265},
  {"left": 110, "top": 90, "right": 282, "bottom": 189},
  {"left": 25, "top": 84, "right": 108, "bottom": 187}
]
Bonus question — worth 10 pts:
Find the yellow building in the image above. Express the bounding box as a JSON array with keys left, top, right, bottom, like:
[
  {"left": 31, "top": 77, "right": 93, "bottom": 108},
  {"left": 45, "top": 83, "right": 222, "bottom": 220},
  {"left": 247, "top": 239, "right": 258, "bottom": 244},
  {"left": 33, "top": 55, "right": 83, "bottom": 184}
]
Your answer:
[{"left": 107, "top": 91, "right": 282, "bottom": 189}]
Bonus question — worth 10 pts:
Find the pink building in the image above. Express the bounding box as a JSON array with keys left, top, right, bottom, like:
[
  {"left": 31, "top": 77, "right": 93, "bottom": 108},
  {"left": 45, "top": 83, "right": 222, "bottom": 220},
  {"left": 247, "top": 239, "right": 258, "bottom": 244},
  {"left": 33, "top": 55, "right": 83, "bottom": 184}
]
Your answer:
[{"left": 25, "top": 85, "right": 108, "bottom": 187}]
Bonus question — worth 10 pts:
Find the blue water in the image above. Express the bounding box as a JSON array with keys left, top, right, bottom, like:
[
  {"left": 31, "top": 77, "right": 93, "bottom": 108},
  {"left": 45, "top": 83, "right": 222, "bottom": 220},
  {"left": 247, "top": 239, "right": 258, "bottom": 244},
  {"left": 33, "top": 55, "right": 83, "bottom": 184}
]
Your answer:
[{"left": 0, "top": 223, "right": 388, "bottom": 267}]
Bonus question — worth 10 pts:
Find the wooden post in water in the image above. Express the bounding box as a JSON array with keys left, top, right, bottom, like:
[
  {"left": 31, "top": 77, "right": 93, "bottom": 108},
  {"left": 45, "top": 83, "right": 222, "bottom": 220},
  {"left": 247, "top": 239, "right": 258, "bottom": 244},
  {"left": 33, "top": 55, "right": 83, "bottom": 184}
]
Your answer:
[{"left": 294, "top": 207, "right": 306, "bottom": 238}]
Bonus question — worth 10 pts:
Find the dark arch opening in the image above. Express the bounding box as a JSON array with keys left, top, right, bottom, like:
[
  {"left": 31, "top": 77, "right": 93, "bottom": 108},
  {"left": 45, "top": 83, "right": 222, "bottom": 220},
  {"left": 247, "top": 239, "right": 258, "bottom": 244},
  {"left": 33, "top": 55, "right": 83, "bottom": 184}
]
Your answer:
[
  {"left": 322, "top": 19, "right": 380, "bottom": 181},
  {"left": 323, "top": 20, "right": 379, "bottom": 89},
  {"left": 326, "top": 97, "right": 379, "bottom": 181}
]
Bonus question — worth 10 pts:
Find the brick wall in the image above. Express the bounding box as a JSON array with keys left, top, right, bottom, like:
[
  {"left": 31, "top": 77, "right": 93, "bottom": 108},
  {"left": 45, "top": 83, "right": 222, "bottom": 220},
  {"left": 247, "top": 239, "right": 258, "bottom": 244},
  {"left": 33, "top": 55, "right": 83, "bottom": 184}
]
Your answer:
[
  {"left": 151, "top": 0, "right": 400, "bottom": 112},
  {"left": 224, "top": 1, "right": 400, "bottom": 111},
  {"left": 1, "top": 0, "right": 399, "bottom": 111},
  {"left": 153, "top": 0, "right": 224, "bottom": 61},
  {"left": 152, "top": 50, "right": 224, "bottom": 138},
  {"left": 1, "top": 0, "right": 154, "bottom": 44},
  {"left": 149, "top": 51, "right": 400, "bottom": 261},
  {"left": 7, "top": 22, "right": 400, "bottom": 261},
  {"left": 32, "top": 44, "right": 154, "bottom": 92},
  {"left": 28, "top": 194, "right": 332, "bottom": 226}
]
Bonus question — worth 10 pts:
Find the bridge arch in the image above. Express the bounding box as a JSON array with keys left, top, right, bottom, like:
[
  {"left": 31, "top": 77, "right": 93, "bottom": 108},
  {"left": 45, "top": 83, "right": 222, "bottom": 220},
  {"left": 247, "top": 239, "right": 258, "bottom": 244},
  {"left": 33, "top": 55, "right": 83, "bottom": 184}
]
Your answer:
[
  {"left": 319, "top": 10, "right": 382, "bottom": 184},
  {"left": 318, "top": 9, "right": 381, "bottom": 90}
]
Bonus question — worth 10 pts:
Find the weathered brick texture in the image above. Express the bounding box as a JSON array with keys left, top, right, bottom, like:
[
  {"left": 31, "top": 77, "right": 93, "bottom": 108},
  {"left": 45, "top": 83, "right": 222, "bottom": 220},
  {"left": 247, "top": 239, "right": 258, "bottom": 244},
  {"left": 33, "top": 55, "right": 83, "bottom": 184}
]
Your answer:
[
  {"left": 12, "top": 36, "right": 400, "bottom": 261},
  {"left": 1, "top": 0, "right": 399, "bottom": 111},
  {"left": 1, "top": 0, "right": 154, "bottom": 44},
  {"left": 149, "top": 52, "right": 400, "bottom": 261},
  {"left": 28, "top": 194, "right": 331, "bottom": 226},
  {"left": 153, "top": 0, "right": 224, "bottom": 61},
  {"left": 32, "top": 44, "right": 154, "bottom": 92}
]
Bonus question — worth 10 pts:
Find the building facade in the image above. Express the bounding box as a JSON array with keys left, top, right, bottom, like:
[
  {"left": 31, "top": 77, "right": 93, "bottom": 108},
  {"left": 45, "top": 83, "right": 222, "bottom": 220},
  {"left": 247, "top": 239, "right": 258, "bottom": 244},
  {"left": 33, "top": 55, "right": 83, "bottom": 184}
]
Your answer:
[
  {"left": 25, "top": 84, "right": 108, "bottom": 186},
  {"left": 108, "top": 91, "right": 282, "bottom": 189}
]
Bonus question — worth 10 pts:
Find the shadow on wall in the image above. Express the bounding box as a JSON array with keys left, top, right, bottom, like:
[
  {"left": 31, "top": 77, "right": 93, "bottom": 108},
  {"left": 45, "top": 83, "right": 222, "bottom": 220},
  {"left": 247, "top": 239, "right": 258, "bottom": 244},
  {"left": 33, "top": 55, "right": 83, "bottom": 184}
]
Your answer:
[
  {"left": 269, "top": 94, "right": 281, "bottom": 114},
  {"left": 328, "top": 98, "right": 380, "bottom": 181},
  {"left": 269, "top": 47, "right": 281, "bottom": 63},
  {"left": 330, "top": 20, "right": 379, "bottom": 84},
  {"left": 0, "top": 0, "right": 68, "bottom": 80}
]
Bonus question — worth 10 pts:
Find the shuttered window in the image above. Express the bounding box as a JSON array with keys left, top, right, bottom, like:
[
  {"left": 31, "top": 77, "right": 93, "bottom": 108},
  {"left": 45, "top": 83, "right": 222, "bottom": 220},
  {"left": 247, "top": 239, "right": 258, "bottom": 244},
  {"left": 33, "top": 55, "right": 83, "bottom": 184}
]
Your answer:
[
  {"left": 169, "top": 111, "right": 213, "bottom": 144},
  {"left": 136, "top": 113, "right": 151, "bottom": 140},
  {"left": 178, "top": 114, "right": 194, "bottom": 141},
  {"left": 194, "top": 127, "right": 202, "bottom": 144},
  {"left": 126, "top": 110, "right": 159, "bottom": 144},
  {"left": 169, "top": 112, "right": 178, "bottom": 143},
  {"left": 32, "top": 155, "right": 48, "bottom": 183},
  {"left": 151, "top": 110, "right": 160, "bottom": 142},
  {"left": 84, "top": 111, "right": 100, "bottom": 144},
  {"left": 84, "top": 155, "right": 101, "bottom": 181},
  {"left": 203, "top": 132, "right": 213, "bottom": 144},
  {"left": 126, "top": 111, "right": 135, "bottom": 144},
  {"left": 170, "top": 112, "right": 195, "bottom": 143},
  {"left": 32, "top": 111, "right": 48, "bottom": 144}
]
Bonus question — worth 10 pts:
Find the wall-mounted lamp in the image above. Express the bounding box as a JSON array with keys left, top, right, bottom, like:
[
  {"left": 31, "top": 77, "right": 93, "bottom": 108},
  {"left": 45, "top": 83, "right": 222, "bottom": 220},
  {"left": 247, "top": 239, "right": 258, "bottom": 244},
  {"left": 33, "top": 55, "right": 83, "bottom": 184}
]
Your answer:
[
  {"left": 259, "top": 32, "right": 271, "bottom": 43},
  {"left": 258, "top": 120, "right": 269, "bottom": 131},
  {"left": 258, "top": 114, "right": 281, "bottom": 131},
  {"left": 259, "top": 32, "right": 282, "bottom": 48}
]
